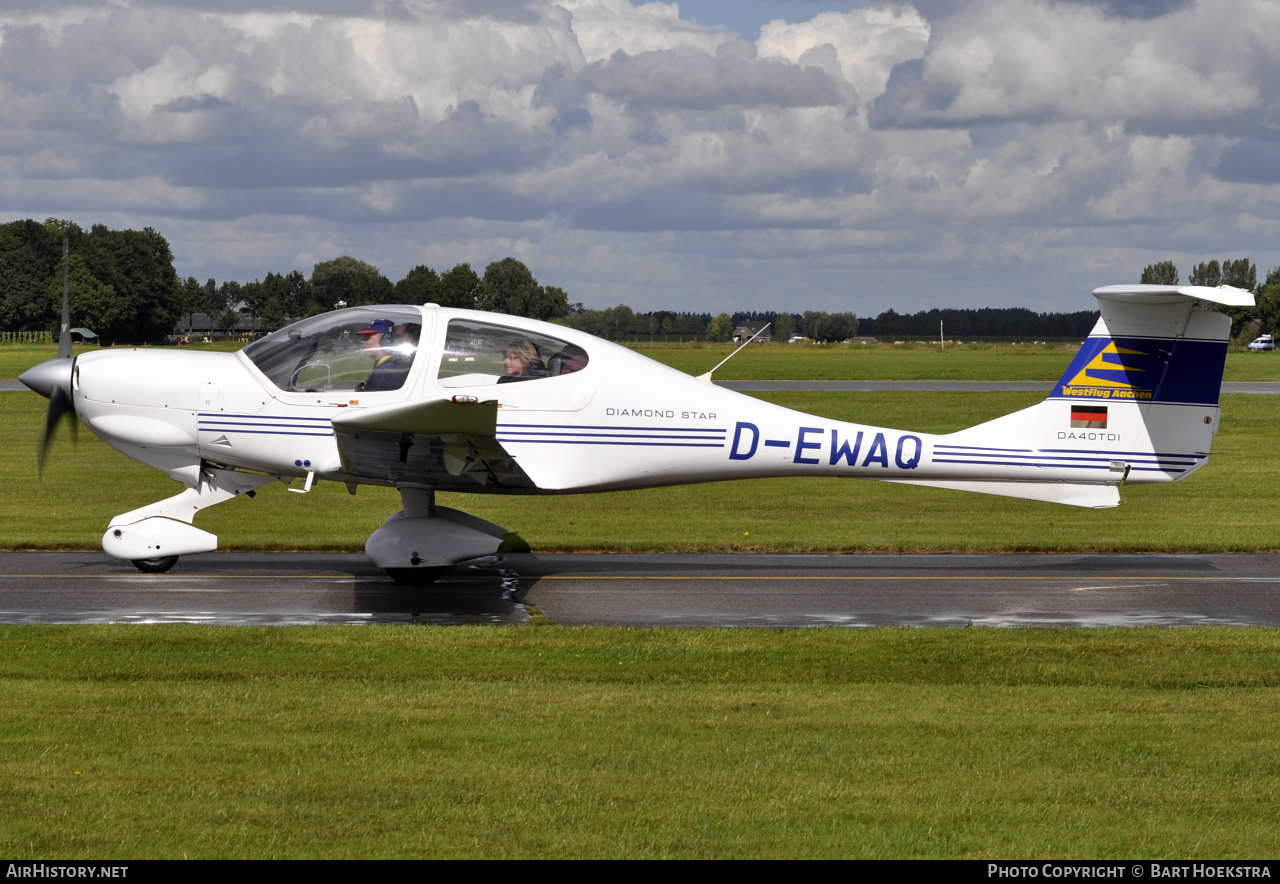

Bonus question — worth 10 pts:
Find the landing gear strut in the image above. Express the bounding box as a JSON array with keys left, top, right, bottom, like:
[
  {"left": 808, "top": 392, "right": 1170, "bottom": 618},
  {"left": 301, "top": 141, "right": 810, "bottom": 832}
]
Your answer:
[{"left": 103, "top": 466, "right": 277, "bottom": 568}]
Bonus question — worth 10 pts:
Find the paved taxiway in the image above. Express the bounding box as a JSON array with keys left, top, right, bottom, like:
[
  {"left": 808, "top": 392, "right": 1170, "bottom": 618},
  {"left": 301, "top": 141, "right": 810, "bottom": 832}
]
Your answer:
[{"left": 2, "top": 551, "right": 1279, "bottom": 627}]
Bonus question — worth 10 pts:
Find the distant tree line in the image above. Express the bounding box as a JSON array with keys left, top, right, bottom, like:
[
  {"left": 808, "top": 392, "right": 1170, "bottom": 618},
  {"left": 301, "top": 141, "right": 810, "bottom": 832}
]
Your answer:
[
  {"left": 11, "top": 218, "right": 1270, "bottom": 347},
  {"left": 561, "top": 307, "right": 712, "bottom": 340},
  {"left": 714, "top": 308, "right": 1097, "bottom": 341},
  {"left": 182, "top": 255, "right": 572, "bottom": 338},
  {"left": 865, "top": 307, "right": 1097, "bottom": 339}
]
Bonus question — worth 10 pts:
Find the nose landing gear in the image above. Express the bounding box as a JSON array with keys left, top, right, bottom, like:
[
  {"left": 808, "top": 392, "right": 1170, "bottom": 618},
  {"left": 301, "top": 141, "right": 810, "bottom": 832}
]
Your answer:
[{"left": 132, "top": 555, "right": 180, "bottom": 574}]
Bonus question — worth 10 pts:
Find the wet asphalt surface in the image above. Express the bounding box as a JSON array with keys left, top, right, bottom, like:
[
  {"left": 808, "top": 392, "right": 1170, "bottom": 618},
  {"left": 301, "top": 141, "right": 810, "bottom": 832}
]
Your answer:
[{"left": 2, "top": 551, "right": 1279, "bottom": 628}]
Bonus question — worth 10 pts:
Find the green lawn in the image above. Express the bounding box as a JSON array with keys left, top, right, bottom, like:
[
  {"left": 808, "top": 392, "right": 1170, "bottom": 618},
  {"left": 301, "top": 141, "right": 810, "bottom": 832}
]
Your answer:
[
  {"left": 6, "top": 341, "right": 1279, "bottom": 381},
  {"left": 634, "top": 341, "right": 1280, "bottom": 382},
  {"left": 4, "top": 390, "right": 1278, "bottom": 552},
  {"left": 1, "top": 626, "right": 1278, "bottom": 858}
]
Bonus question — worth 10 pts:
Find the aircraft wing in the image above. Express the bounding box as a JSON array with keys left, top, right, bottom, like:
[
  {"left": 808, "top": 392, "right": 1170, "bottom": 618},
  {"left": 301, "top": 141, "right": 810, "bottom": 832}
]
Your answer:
[{"left": 330, "top": 398, "right": 537, "bottom": 491}]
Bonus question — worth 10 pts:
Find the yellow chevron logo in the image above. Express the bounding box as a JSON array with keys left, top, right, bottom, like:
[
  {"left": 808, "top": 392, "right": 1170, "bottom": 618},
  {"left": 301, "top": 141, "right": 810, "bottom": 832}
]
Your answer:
[{"left": 1065, "top": 342, "right": 1151, "bottom": 390}]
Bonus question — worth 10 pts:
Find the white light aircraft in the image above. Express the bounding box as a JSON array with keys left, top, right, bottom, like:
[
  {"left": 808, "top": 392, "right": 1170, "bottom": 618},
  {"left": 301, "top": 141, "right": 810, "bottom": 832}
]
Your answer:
[{"left": 21, "top": 280, "right": 1253, "bottom": 582}]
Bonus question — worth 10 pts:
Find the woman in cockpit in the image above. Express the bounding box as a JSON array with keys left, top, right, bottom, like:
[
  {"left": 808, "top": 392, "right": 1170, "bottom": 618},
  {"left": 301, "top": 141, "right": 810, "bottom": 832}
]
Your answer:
[{"left": 498, "top": 339, "right": 546, "bottom": 383}]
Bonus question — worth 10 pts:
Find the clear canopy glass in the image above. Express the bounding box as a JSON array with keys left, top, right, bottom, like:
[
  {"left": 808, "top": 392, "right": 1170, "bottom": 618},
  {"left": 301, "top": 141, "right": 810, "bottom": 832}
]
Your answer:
[
  {"left": 437, "top": 319, "right": 588, "bottom": 388},
  {"left": 242, "top": 307, "right": 423, "bottom": 393}
]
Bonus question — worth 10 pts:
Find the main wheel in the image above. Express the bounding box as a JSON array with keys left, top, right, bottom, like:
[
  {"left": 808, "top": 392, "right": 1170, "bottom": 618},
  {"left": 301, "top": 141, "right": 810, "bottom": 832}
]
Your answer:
[
  {"left": 385, "top": 567, "right": 448, "bottom": 586},
  {"left": 132, "top": 555, "right": 179, "bottom": 574}
]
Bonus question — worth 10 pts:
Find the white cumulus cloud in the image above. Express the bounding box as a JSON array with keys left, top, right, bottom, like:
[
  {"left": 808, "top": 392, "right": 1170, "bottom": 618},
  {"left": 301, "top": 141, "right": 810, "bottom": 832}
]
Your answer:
[{"left": 0, "top": 0, "right": 1277, "bottom": 315}]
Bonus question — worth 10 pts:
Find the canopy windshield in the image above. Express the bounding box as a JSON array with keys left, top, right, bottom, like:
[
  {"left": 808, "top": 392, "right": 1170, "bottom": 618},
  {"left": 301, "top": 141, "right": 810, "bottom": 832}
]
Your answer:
[{"left": 242, "top": 307, "right": 422, "bottom": 393}]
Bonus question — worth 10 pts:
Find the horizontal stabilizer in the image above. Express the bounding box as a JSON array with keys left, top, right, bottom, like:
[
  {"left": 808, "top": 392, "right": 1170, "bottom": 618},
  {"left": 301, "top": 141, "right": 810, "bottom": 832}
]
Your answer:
[
  {"left": 1092, "top": 284, "right": 1255, "bottom": 308},
  {"left": 879, "top": 479, "right": 1121, "bottom": 509}
]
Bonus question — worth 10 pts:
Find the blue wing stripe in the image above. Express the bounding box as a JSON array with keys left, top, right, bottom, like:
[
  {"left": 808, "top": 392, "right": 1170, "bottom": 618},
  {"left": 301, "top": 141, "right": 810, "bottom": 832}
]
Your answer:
[
  {"left": 930, "top": 458, "right": 1185, "bottom": 473},
  {"left": 498, "top": 438, "right": 724, "bottom": 448},
  {"left": 198, "top": 428, "right": 334, "bottom": 437}
]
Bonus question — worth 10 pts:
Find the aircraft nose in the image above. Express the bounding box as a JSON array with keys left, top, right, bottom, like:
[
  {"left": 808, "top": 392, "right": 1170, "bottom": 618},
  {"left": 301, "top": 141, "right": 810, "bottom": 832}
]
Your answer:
[{"left": 19, "top": 357, "right": 73, "bottom": 401}]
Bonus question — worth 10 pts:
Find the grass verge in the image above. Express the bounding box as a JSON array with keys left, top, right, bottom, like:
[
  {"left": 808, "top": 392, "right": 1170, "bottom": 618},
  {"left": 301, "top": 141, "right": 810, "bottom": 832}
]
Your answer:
[
  {"left": 2, "top": 625, "right": 1278, "bottom": 858},
  {"left": 4, "top": 342, "right": 1279, "bottom": 381}
]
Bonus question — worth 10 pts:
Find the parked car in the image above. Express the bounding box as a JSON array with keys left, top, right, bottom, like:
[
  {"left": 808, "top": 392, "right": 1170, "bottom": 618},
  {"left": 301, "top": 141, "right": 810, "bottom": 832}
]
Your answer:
[{"left": 1248, "top": 335, "right": 1275, "bottom": 351}]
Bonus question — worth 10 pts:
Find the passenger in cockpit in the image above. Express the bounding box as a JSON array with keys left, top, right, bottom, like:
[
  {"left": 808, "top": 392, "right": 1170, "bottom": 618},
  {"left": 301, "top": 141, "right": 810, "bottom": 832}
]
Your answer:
[{"left": 498, "top": 339, "right": 546, "bottom": 383}]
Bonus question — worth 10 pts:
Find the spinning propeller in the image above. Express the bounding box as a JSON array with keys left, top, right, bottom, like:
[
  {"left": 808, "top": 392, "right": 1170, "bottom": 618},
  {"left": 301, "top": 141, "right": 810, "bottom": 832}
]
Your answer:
[{"left": 19, "top": 236, "right": 77, "bottom": 473}]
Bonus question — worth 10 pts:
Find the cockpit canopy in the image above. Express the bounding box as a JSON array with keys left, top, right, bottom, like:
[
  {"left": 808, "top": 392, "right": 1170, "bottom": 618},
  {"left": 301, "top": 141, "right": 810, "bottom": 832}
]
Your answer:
[
  {"left": 243, "top": 307, "right": 422, "bottom": 393},
  {"left": 437, "top": 318, "right": 588, "bottom": 387}
]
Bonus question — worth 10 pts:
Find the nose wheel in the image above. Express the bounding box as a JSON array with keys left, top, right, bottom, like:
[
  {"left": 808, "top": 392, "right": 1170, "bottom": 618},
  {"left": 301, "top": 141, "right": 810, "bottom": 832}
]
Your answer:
[{"left": 131, "top": 555, "right": 179, "bottom": 574}]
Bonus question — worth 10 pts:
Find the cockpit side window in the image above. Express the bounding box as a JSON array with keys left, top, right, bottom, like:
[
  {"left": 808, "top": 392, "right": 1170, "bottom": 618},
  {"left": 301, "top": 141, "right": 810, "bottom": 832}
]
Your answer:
[
  {"left": 243, "top": 308, "right": 422, "bottom": 393},
  {"left": 437, "top": 320, "right": 589, "bottom": 388}
]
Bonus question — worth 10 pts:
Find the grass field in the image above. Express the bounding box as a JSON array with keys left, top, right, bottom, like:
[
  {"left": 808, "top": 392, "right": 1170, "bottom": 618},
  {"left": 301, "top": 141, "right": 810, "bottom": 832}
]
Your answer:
[
  {"left": 2, "top": 625, "right": 1278, "bottom": 858},
  {"left": 5, "top": 341, "right": 1280, "bottom": 382},
  {"left": 4, "top": 389, "right": 1279, "bottom": 553}
]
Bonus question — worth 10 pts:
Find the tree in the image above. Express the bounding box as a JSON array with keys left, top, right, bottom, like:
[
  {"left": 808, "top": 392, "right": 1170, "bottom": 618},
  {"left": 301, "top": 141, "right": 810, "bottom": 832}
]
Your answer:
[
  {"left": 47, "top": 254, "right": 122, "bottom": 337},
  {"left": 1220, "top": 258, "right": 1260, "bottom": 337},
  {"left": 0, "top": 219, "right": 64, "bottom": 332},
  {"left": 823, "top": 312, "right": 857, "bottom": 342},
  {"left": 256, "top": 269, "right": 311, "bottom": 330},
  {"left": 257, "top": 272, "right": 287, "bottom": 332},
  {"left": 310, "top": 256, "right": 393, "bottom": 308},
  {"left": 1257, "top": 266, "right": 1280, "bottom": 334},
  {"left": 477, "top": 258, "right": 570, "bottom": 321},
  {"left": 396, "top": 265, "right": 440, "bottom": 304},
  {"left": 218, "top": 280, "right": 243, "bottom": 334},
  {"left": 178, "top": 277, "right": 203, "bottom": 337},
  {"left": 239, "top": 279, "right": 266, "bottom": 333},
  {"left": 1221, "top": 257, "right": 1257, "bottom": 292},
  {"left": 799, "top": 310, "right": 856, "bottom": 342},
  {"left": 1190, "top": 258, "right": 1257, "bottom": 338},
  {"left": 196, "top": 278, "right": 224, "bottom": 321},
  {"left": 478, "top": 257, "right": 537, "bottom": 314},
  {"left": 437, "top": 263, "right": 481, "bottom": 309},
  {"left": 801, "top": 311, "right": 827, "bottom": 340},
  {"left": 773, "top": 313, "right": 796, "bottom": 342},
  {"left": 563, "top": 304, "right": 644, "bottom": 340},
  {"left": 538, "top": 286, "right": 571, "bottom": 321},
  {"left": 707, "top": 313, "right": 734, "bottom": 342},
  {"left": 69, "top": 223, "right": 183, "bottom": 342},
  {"left": 1140, "top": 261, "right": 1179, "bottom": 285},
  {"left": 260, "top": 295, "right": 285, "bottom": 333},
  {"left": 279, "top": 270, "right": 314, "bottom": 317},
  {"left": 1188, "top": 260, "right": 1222, "bottom": 288}
]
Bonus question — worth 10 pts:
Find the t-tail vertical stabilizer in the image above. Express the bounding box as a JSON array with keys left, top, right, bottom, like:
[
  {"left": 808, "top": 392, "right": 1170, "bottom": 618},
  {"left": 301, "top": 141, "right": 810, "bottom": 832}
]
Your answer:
[{"left": 886, "top": 284, "right": 1253, "bottom": 509}]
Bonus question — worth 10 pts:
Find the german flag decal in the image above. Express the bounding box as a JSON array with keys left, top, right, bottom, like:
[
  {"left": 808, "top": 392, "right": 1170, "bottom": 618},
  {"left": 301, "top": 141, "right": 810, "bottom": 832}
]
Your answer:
[{"left": 1071, "top": 405, "right": 1108, "bottom": 428}]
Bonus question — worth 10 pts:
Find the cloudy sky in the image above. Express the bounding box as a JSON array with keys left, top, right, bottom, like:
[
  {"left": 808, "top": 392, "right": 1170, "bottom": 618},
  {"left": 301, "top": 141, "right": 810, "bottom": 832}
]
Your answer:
[{"left": 1, "top": 0, "right": 1277, "bottom": 315}]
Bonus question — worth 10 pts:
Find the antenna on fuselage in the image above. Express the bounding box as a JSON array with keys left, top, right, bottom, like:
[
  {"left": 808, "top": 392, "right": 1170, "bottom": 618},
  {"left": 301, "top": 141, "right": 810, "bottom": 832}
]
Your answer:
[{"left": 697, "top": 322, "right": 770, "bottom": 383}]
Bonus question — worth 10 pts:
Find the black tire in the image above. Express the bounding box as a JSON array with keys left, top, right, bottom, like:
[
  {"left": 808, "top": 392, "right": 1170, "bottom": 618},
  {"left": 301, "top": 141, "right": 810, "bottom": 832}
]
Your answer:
[
  {"left": 385, "top": 567, "right": 448, "bottom": 586},
  {"left": 132, "top": 555, "right": 179, "bottom": 574}
]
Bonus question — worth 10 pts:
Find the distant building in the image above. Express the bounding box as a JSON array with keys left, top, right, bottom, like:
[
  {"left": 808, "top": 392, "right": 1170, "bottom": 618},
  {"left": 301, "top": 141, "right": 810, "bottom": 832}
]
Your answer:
[
  {"left": 173, "top": 312, "right": 262, "bottom": 342},
  {"left": 732, "top": 320, "right": 772, "bottom": 344}
]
